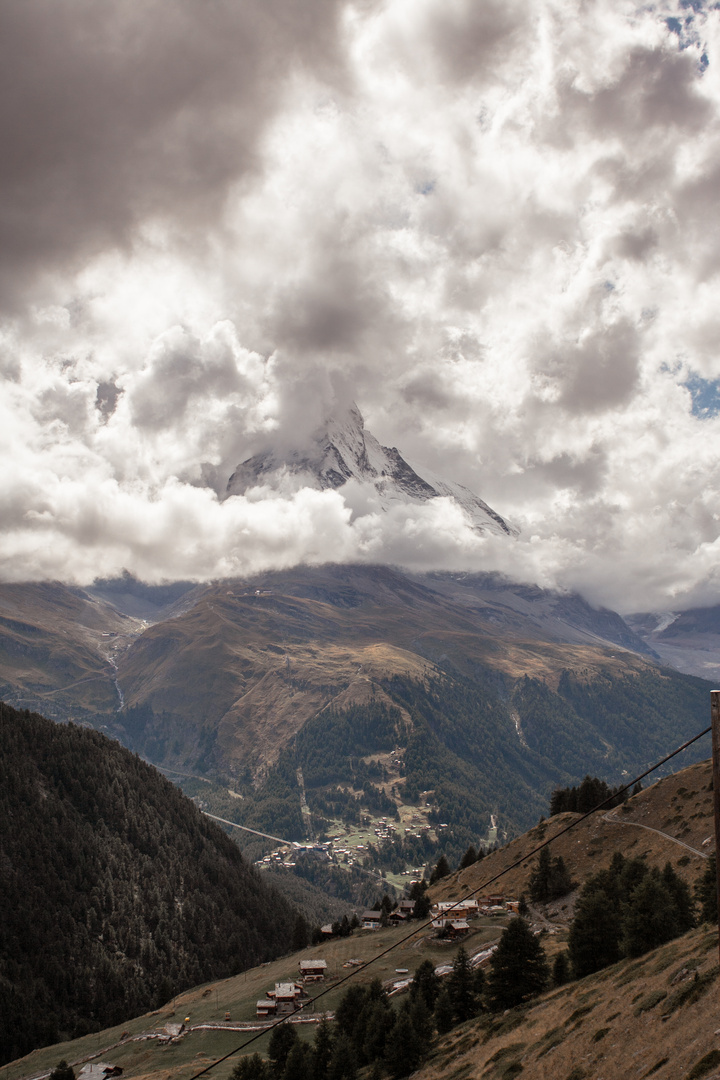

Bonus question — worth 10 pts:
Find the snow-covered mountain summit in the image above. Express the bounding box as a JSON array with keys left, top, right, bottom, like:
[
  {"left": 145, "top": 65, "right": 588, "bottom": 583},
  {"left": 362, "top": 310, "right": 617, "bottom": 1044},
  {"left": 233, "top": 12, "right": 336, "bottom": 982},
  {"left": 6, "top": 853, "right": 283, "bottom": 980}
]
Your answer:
[{"left": 226, "top": 404, "right": 516, "bottom": 537}]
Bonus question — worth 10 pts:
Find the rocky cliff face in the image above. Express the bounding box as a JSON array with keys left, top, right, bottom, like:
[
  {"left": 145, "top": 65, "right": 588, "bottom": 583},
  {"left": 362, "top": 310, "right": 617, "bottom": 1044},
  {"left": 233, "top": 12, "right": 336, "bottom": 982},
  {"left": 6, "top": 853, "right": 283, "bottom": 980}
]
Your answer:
[{"left": 226, "top": 403, "right": 516, "bottom": 536}]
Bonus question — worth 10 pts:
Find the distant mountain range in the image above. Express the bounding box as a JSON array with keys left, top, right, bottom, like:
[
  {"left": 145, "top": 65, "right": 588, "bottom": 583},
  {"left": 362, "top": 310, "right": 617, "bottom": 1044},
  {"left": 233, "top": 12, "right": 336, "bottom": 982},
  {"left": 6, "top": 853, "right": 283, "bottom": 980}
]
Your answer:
[
  {"left": 226, "top": 403, "right": 516, "bottom": 536},
  {"left": 0, "top": 564, "right": 714, "bottom": 849},
  {"left": 627, "top": 605, "right": 720, "bottom": 682}
]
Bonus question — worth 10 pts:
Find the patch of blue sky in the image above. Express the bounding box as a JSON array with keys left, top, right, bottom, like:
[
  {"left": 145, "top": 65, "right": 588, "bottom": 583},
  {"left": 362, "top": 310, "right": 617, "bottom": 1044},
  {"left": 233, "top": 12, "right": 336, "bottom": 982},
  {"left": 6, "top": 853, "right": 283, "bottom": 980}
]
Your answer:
[
  {"left": 664, "top": 6, "right": 710, "bottom": 68},
  {"left": 417, "top": 180, "right": 436, "bottom": 196},
  {"left": 684, "top": 373, "right": 720, "bottom": 418}
]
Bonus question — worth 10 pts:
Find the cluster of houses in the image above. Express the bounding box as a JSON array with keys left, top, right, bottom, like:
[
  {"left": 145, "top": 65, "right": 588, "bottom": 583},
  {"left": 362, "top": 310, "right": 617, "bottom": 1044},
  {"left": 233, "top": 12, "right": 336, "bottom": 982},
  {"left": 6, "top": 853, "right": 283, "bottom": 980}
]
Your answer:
[
  {"left": 355, "top": 895, "right": 516, "bottom": 938},
  {"left": 430, "top": 896, "right": 517, "bottom": 934},
  {"left": 256, "top": 893, "right": 519, "bottom": 1016},
  {"left": 372, "top": 819, "right": 397, "bottom": 841},
  {"left": 358, "top": 899, "right": 417, "bottom": 929},
  {"left": 256, "top": 960, "right": 328, "bottom": 1018},
  {"left": 430, "top": 895, "right": 518, "bottom": 937}
]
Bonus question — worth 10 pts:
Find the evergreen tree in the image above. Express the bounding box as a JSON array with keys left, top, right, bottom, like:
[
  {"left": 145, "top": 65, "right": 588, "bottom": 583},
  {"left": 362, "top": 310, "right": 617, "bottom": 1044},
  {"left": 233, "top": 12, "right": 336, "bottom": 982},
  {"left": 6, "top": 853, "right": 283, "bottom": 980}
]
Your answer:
[
  {"left": 528, "top": 848, "right": 573, "bottom": 903},
  {"left": 577, "top": 775, "right": 611, "bottom": 813},
  {"left": 292, "top": 914, "right": 310, "bottom": 951},
  {"left": 385, "top": 1011, "right": 422, "bottom": 1079},
  {"left": 410, "top": 959, "right": 440, "bottom": 1011},
  {"left": 284, "top": 1043, "right": 313, "bottom": 1080},
  {"left": 552, "top": 952, "right": 570, "bottom": 986},
  {"left": 434, "top": 988, "right": 454, "bottom": 1034},
  {"left": 473, "top": 965, "right": 485, "bottom": 1000},
  {"left": 528, "top": 847, "right": 552, "bottom": 903},
  {"left": 621, "top": 873, "right": 681, "bottom": 958},
  {"left": 413, "top": 893, "right": 431, "bottom": 919},
  {"left": 50, "top": 1063, "right": 75, "bottom": 1080},
  {"left": 361, "top": 998, "right": 394, "bottom": 1065},
  {"left": 485, "top": 917, "right": 549, "bottom": 1010},
  {"left": 328, "top": 1033, "right": 357, "bottom": 1080},
  {"left": 548, "top": 856, "right": 573, "bottom": 900},
  {"left": 430, "top": 855, "right": 451, "bottom": 884},
  {"left": 408, "top": 994, "right": 432, "bottom": 1056},
  {"left": 517, "top": 893, "right": 529, "bottom": 917},
  {"left": 568, "top": 887, "right": 620, "bottom": 977},
  {"left": 269, "top": 1024, "right": 298, "bottom": 1075},
  {"left": 232, "top": 1056, "right": 271, "bottom": 1080},
  {"left": 313, "top": 1020, "right": 334, "bottom": 1080},
  {"left": 447, "top": 946, "right": 477, "bottom": 1022},
  {"left": 334, "top": 985, "right": 368, "bottom": 1040},
  {"left": 459, "top": 846, "right": 478, "bottom": 869},
  {"left": 695, "top": 853, "right": 718, "bottom": 924},
  {"left": 661, "top": 862, "right": 695, "bottom": 933},
  {"left": 408, "top": 879, "right": 428, "bottom": 901}
]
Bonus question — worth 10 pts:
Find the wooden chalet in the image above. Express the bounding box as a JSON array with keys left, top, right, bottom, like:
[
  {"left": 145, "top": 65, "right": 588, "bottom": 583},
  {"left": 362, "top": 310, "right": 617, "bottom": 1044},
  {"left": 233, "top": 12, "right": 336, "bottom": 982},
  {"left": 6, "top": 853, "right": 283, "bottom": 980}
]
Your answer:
[
  {"left": 256, "top": 999, "right": 277, "bottom": 1018},
  {"left": 299, "top": 959, "right": 328, "bottom": 980},
  {"left": 272, "top": 982, "right": 304, "bottom": 1014}
]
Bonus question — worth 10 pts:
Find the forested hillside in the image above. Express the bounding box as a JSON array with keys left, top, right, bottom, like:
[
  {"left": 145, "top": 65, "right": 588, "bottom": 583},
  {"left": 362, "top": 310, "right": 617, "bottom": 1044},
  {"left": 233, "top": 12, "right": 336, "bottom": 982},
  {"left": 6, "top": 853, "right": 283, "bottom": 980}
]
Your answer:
[
  {"left": 0, "top": 703, "right": 296, "bottom": 1064},
  {"left": 210, "top": 664, "right": 713, "bottom": 873}
]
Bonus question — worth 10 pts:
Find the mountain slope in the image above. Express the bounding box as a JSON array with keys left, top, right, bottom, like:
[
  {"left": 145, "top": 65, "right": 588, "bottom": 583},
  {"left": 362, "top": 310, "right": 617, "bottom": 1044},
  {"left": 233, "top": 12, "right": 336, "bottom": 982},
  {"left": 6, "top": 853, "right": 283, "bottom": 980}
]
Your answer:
[
  {"left": 226, "top": 403, "right": 516, "bottom": 536},
  {"left": 5, "top": 757, "right": 719, "bottom": 1080},
  {"left": 628, "top": 604, "right": 720, "bottom": 681},
  {"left": 433, "top": 756, "right": 715, "bottom": 909},
  {"left": 0, "top": 582, "right": 133, "bottom": 718},
  {"left": 0, "top": 566, "right": 713, "bottom": 848},
  {"left": 0, "top": 702, "right": 296, "bottom": 1064},
  {"left": 110, "top": 565, "right": 713, "bottom": 846}
]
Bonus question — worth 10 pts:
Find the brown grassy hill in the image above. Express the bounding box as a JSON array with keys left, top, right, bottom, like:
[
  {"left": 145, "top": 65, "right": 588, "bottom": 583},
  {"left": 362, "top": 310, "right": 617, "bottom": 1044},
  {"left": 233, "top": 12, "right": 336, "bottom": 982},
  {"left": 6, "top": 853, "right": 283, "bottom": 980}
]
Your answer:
[
  {"left": 116, "top": 583, "right": 432, "bottom": 770},
  {"left": 114, "top": 564, "right": 684, "bottom": 774},
  {"left": 432, "top": 758, "right": 714, "bottom": 913},
  {"left": 418, "top": 924, "right": 720, "bottom": 1080},
  {"left": 0, "top": 582, "right": 137, "bottom": 717},
  {"left": 4, "top": 757, "right": 720, "bottom": 1080},
  {"left": 6, "top": 921, "right": 719, "bottom": 1080}
]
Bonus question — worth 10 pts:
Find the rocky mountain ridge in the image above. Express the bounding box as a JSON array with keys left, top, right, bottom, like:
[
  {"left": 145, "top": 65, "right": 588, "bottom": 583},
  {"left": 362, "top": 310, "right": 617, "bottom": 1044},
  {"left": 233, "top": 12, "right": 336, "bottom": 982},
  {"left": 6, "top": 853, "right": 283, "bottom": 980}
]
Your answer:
[{"left": 226, "top": 403, "right": 516, "bottom": 536}]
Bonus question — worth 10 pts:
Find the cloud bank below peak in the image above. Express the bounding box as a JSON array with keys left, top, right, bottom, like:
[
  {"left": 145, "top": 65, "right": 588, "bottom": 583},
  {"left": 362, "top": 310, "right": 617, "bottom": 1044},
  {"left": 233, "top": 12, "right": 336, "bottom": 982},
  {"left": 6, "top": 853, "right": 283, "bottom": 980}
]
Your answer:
[{"left": 3, "top": 0, "right": 720, "bottom": 614}]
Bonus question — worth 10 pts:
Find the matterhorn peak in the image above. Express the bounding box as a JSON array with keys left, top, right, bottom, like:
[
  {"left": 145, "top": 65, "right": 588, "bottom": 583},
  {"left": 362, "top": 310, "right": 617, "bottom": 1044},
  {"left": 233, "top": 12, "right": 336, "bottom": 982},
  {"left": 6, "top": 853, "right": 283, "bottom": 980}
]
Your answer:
[{"left": 226, "top": 403, "right": 516, "bottom": 537}]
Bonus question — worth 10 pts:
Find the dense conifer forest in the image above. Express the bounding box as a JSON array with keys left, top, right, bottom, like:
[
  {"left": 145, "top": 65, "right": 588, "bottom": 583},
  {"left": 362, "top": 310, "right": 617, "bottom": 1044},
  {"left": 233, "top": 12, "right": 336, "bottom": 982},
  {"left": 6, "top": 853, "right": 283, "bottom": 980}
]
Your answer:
[{"left": 0, "top": 703, "right": 296, "bottom": 1064}]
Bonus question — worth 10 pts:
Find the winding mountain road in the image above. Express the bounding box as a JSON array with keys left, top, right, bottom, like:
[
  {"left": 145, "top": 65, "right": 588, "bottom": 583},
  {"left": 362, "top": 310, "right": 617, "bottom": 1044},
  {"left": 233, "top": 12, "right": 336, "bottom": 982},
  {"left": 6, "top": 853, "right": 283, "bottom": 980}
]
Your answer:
[{"left": 601, "top": 808, "right": 707, "bottom": 859}]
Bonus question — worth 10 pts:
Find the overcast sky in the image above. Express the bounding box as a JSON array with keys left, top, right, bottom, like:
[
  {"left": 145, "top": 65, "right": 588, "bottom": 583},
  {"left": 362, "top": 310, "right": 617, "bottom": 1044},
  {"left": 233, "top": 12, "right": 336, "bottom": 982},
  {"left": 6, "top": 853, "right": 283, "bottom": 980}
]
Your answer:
[{"left": 2, "top": 0, "right": 720, "bottom": 613}]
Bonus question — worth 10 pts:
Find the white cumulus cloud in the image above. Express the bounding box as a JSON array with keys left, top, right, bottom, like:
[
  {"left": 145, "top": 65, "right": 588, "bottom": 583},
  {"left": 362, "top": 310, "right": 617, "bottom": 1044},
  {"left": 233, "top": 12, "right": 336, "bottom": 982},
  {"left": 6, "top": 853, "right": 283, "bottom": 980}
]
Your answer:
[{"left": 2, "top": 0, "right": 720, "bottom": 613}]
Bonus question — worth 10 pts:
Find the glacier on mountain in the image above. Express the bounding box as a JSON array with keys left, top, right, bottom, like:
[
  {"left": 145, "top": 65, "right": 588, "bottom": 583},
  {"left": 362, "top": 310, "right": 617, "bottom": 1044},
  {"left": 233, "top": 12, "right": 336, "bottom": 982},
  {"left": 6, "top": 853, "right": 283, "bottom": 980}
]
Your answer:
[{"left": 226, "top": 404, "right": 516, "bottom": 537}]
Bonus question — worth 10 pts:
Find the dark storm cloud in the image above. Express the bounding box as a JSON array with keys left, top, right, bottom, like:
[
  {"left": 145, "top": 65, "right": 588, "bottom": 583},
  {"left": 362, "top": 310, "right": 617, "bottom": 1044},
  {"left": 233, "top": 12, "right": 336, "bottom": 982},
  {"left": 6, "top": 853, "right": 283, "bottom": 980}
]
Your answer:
[
  {"left": 673, "top": 160, "right": 720, "bottom": 278},
  {"left": 524, "top": 446, "right": 608, "bottom": 497},
  {"left": 95, "top": 380, "right": 122, "bottom": 423},
  {"left": 270, "top": 255, "right": 388, "bottom": 355},
  {"left": 559, "top": 45, "right": 710, "bottom": 139},
  {"left": 128, "top": 324, "right": 260, "bottom": 431},
  {"left": 611, "top": 226, "right": 659, "bottom": 262},
  {"left": 535, "top": 320, "right": 641, "bottom": 414},
  {"left": 418, "top": 0, "right": 528, "bottom": 85},
  {"left": 0, "top": 0, "right": 348, "bottom": 310}
]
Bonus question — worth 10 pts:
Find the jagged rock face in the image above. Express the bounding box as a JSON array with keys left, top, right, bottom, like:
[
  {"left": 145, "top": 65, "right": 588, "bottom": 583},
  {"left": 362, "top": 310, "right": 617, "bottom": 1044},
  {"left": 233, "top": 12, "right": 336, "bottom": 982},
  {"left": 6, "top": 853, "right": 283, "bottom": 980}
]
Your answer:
[{"left": 226, "top": 404, "right": 516, "bottom": 537}]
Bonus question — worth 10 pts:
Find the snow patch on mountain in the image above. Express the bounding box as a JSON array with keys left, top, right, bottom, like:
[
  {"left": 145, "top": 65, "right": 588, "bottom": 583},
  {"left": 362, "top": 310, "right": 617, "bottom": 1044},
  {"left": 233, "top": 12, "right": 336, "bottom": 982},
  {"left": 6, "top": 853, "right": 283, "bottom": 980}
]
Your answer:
[{"left": 226, "top": 404, "right": 516, "bottom": 537}]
